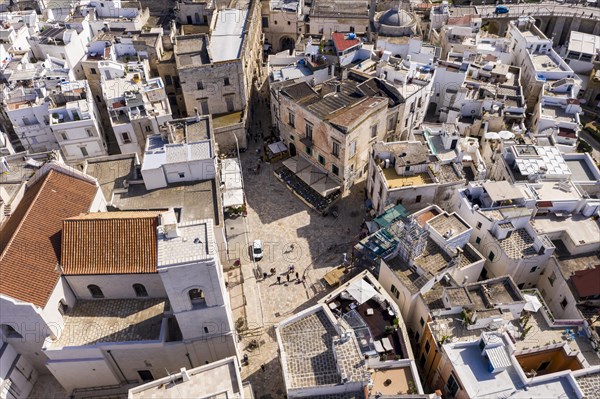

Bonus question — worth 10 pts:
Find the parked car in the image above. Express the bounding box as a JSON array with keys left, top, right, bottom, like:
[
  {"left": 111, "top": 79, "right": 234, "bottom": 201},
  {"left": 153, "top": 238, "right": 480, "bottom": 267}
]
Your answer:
[
  {"left": 495, "top": 5, "right": 510, "bottom": 13},
  {"left": 252, "top": 240, "right": 263, "bottom": 261}
]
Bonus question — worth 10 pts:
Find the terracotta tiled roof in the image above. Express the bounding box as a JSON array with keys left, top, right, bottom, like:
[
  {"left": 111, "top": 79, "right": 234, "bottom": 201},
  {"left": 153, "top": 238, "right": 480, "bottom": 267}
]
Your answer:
[
  {"left": 61, "top": 212, "right": 159, "bottom": 275},
  {"left": 332, "top": 32, "right": 360, "bottom": 52},
  {"left": 0, "top": 169, "right": 98, "bottom": 308}
]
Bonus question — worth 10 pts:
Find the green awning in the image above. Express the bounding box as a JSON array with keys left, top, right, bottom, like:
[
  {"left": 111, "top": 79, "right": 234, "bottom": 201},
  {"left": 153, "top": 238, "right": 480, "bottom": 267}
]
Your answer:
[{"left": 374, "top": 204, "right": 409, "bottom": 228}]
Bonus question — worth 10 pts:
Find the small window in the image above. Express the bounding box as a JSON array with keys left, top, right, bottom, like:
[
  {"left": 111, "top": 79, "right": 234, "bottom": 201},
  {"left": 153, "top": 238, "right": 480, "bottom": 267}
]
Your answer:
[
  {"left": 332, "top": 164, "right": 339, "bottom": 176},
  {"left": 518, "top": 283, "right": 525, "bottom": 290},
  {"left": 164, "top": 75, "right": 172, "bottom": 86},
  {"left": 90, "top": 68, "right": 97, "bottom": 75},
  {"left": 58, "top": 300, "right": 68, "bottom": 316},
  {"left": 349, "top": 141, "right": 357, "bottom": 157},
  {"left": 548, "top": 272, "right": 556, "bottom": 287},
  {"left": 387, "top": 117, "right": 394, "bottom": 131},
  {"left": 122, "top": 132, "right": 131, "bottom": 144},
  {"left": 476, "top": 222, "right": 482, "bottom": 230},
  {"left": 447, "top": 374, "right": 459, "bottom": 396},
  {"left": 137, "top": 370, "right": 153, "bottom": 382},
  {"left": 475, "top": 237, "right": 481, "bottom": 244},
  {"left": 224, "top": 78, "right": 230, "bottom": 86},
  {"left": 86, "top": 129, "right": 93, "bottom": 137},
  {"left": 1, "top": 324, "right": 23, "bottom": 339},
  {"left": 145, "top": 125, "right": 152, "bottom": 133},
  {"left": 425, "top": 340, "right": 431, "bottom": 354},
  {"left": 529, "top": 266, "right": 537, "bottom": 273},
  {"left": 420, "top": 317, "right": 425, "bottom": 327},
  {"left": 488, "top": 251, "right": 495, "bottom": 262},
  {"left": 80, "top": 147, "right": 89, "bottom": 157},
  {"left": 197, "top": 81, "right": 204, "bottom": 90},
  {"left": 305, "top": 146, "right": 312, "bottom": 156},
  {"left": 332, "top": 141, "right": 340, "bottom": 157},
  {"left": 133, "top": 284, "right": 148, "bottom": 297},
  {"left": 188, "top": 288, "right": 205, "bottom": 307},
  {"left": 305, "top": 122, "right": 313, "bottom": 139},
  {"left": 88, "top": 284, "right": 104, "bottom": 298},
  {"left": 560, "top": 297, "right": 568, "bottom": 309},
  {"left": 288, "top": 111, "right": 295, "bottom": 127},
  {"left": 390, "top": 284, "right": 399, "bottom": 299},
  {"left": 371, "top": 124, "right": 378, "bottom": 138},
  {"left": 61, "top": 132, "right": 68, "bottom": 141},
  {"left": 416, "top": 195, "right": 422, "bottom": 203},
  {"left": 318, "top": 155, "right": 325, "bottom": 165},
  {"left": 262, "top": 16, "right": 269, "bottom": 28},
  {"left": 178, "top": 172, "right": 185, "bottom": 178}
]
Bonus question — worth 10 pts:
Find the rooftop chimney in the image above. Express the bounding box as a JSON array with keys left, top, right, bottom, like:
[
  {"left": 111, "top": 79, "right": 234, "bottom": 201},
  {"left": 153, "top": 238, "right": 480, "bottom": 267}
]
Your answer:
[{"left": 180, "top": 367, "right": 190, "bottom": 382}]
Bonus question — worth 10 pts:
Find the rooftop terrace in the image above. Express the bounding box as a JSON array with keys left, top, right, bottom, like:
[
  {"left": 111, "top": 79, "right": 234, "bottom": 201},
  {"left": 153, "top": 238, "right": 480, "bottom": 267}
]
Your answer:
[
  {"left": 497, "top": 228, "right": 537, "bottom": 259},
  {"left": 279, "top": 309, "right": 342, "bottom": 388},
  {"left": 50, "top": 299, "right": 166, "bottom": 348}
]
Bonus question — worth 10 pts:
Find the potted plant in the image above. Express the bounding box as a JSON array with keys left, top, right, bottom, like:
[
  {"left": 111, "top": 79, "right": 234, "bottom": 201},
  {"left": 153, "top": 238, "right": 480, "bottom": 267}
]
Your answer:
[{"left": 384, "top": 325, "right": 395, "bottom": 335}]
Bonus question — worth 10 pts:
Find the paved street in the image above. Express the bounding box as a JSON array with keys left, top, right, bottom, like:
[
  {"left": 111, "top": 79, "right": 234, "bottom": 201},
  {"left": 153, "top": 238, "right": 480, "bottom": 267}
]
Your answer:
[{"left": 224, "top": 75, "right": 369, "bottom": 398}]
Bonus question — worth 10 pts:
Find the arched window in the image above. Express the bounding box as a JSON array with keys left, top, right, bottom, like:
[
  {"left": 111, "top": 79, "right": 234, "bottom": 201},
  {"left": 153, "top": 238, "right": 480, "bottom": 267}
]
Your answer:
[
  {"left": 133, "top": 284, "right": 148, "bottom": 297},
  {"left": 188, "top": 288, "right": 205, "bottom": 308},
  {"left": 88, "top": 284, "right": 104, "bottom": 298},
  {"left": 58, "top": 300, "right": 69, "bottom": 316}
]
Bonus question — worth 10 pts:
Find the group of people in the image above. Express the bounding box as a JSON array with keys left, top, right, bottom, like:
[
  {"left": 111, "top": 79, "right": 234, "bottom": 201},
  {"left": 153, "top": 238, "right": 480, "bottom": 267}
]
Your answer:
[{"left": 262, "top": 264, "right": 303, "bottom": 285}]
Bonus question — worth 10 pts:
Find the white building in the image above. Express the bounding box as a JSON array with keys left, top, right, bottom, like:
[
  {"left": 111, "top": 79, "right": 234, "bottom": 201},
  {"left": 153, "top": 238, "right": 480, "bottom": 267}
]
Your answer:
[
  {"left": 0, "top": 341, "right": 39, "bottom": 399},
  {"left": 101, "top": 60, "right": 172, "bottom": 158},
  {"left": 48, "top": 80, "right": 108, "bottom": 160},
  {"left": 27, "top": 26, "right": 88, "bottom": 79},
  {"left": 507, "top": 16, "right": 581, "bottom": 112},
  {"left": 41, "top": 211, "right": 238, "bottom": 393},
  {"left": 262, "top": 0, "right": 304, "bottom": 53},
  {"left": 128, "top": 356, "right": 253, "bottom": 399},
  {"left": 141, "top": 115, "right": 216, "bottom": 190},
  {"left": 366, "top": 137, "right": 467, "bottom": 214},
  {"left": 531, "top": 79, "right": 582, "bottom": 152},
  {"left": 454, "top": 181, "right": 555, "bottom": 289},
  {"left": 561, "top": 31, "right": 600, "bottom": 75}
]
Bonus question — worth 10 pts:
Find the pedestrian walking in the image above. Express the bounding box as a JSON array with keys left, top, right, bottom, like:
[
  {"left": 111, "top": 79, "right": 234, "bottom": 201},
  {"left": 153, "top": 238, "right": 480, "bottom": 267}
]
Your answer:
[
  {"left": 277, "top": 276, "right": 281, "bottom": 284},
  {"left": 261, "top": 364, "right": 265, "bottom": 372},
  {"left": 286, "top": 273, "right": 290, "bottom": 282},
  {"left": 263, "top": 272, "right": 268, "bottom": 280},
  {"left": 296, "top": 272, "right": 299, "bottom": 280}
]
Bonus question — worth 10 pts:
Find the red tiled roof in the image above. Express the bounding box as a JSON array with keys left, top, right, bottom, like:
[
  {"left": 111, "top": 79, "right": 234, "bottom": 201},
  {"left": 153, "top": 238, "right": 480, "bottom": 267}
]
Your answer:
[
  {"left": 61, "top": 212, "right": 159, "bottom": 275},
  {"left": 571, "top": 266, "right": 600, "bottom": 299},
  {"left": 0, "top": 169, "right": 98, "bottom": 308},
  {"left": 332, "top": 32, "right": 360, "bottom": 52}
]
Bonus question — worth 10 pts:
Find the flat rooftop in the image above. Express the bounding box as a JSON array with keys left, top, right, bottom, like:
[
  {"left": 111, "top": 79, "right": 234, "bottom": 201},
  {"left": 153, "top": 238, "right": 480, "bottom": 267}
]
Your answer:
[
  {"left": 444, "top": 340, "right": 578, "bottom": 398},
  {"left": 568, "top": 31, "right": 600, "bottom": 56},
  {"left": 51, "top": 299, "right": 166, "bottom": 348},
  {"left": 466, "top": 278, "right": 523, "bottom": 309},
  {"left": 427, "top": 212, "right": 470, "bottom": 238},
  {"left": 531, "top": 214, "right": 600, "bottom": 252},
  {"left": 565, "top": 158, "right": 599, "bottom": 182},
  {"left": 157, "top": 220, "right": 213, "bottom": 266},
  {"left": 524, "top": 181, "right": 581, "bottom": 202},
  {"left": 497, "top": 228, "right": 537, "bottom": 259},
  {"left": 432, "top": 308, "right": 600, "bottom": 367},
  {"left": 382, "top": 169, "right": 433, "bottom": 189},
  {"left": 112, "top": 179, "right": 219, "bottom": 224},
  {"left": 369, "top": 367, "right": 416, "bottom": 396},
  {"left": 210, "top": 8, "right": 249, "bottom": 62},
  {"left": 129, "top": 357, "right": 241, "bottom": 399},
  {"left": 279, "top": 307, "right": 366, "bottom": 390},
  {"left": 532, "top": 53, "right": 568, "bottom": 73},
  {"left": 79, "top": 154, "right": 137, "bottom": 202}
]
